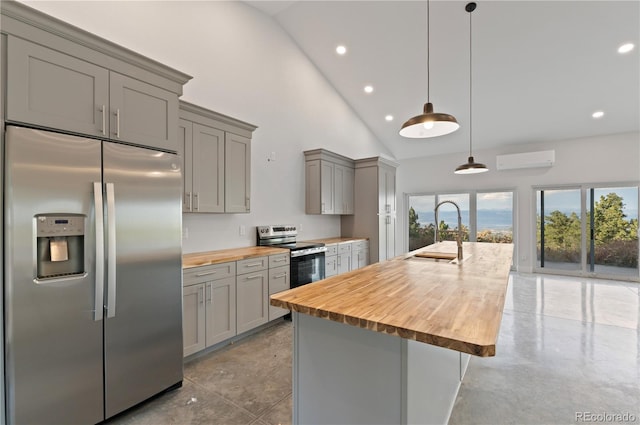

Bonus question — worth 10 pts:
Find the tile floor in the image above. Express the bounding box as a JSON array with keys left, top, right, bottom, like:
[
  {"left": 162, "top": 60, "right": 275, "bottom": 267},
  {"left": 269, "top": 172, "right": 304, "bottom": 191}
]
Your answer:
[{"left": 108, "top": 272, "right": 639, "bottom": 425}]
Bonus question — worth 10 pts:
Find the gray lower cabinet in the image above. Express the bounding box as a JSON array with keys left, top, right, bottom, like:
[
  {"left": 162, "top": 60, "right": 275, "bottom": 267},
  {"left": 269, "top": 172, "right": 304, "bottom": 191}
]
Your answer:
[
  {"left": 352, "top": 240, "right": 370, "bottom": 270},
  {"left": 178, "top": 101, "right": 256, "bottom": 213},
  {"left": 182, "top": 284, "right": 206, "bottom": 357},
  {"left": 204, "top": 277, "right": 237, "bottom": 347},
  {"left": 183, "top": 262, "right": 236, "bottom": 357},
  {"left": 6, "top": 36, "right": 182, "bottom": 152},
  {"left": 236, "top": 257, "right": 269, "bottom": 334},
  {"left": 268, "top": 265, "right": 290, "bottom": 320},
  {"left": 324, "top": 244, "right": 338, "bottom": 278},
  {"left": 183, "top": 252, "right": 291, "bottom": 357},
  {"left": 337, "top": 242, "right": 352, "bottom": 274}
]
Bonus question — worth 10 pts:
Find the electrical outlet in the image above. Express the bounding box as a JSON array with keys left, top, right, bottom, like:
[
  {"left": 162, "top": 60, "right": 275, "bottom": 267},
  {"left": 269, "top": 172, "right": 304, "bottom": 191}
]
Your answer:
[{"left": 239, "top": 225, "right": 246, "bottom": 236}]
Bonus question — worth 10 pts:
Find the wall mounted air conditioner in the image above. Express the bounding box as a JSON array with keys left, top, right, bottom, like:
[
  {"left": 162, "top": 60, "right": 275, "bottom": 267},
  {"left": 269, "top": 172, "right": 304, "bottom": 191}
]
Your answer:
[{"left": 496, "top": 150, "right": 555, "bottom": 171}]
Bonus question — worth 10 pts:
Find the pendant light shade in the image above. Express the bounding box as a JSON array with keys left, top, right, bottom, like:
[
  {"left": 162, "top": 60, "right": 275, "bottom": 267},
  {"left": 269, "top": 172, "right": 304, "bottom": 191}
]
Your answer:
[
  {"left": 455, "top": 156, "right": 488, "bottom": 174},
  {"left": 399, "top": 102, "right": 460, "bottom": 138},
  {"left": 400, "top": 0, "right": 459, "bottom": 139},
  {"left": 455, "top": 2, "right": 488, "bottom": 174}
]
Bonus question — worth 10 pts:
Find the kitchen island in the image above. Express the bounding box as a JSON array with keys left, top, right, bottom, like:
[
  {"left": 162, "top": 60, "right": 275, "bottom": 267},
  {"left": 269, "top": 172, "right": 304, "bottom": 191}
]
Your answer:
[{"left": 270, "top": 241, "right": 513, "bottom": 425}]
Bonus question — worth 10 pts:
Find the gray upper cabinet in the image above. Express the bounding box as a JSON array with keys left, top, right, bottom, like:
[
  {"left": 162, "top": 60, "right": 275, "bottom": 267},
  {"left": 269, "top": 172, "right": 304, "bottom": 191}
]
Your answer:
[
  {"left": 6, "top": 36, "right": 109, "bottom": 137},
  {"left": 179, "top": 101, "right": 256, "bottom": 214},
  {"left": 2, "top": 2, "right": 191, "bottom": 152},
  {"left": 304, "top": 149, "right": 355, "bottom": 215},
  {"left": 225, "top": 132, "right": 251, "bottom": 213},
  {"left": 109, "top": 72, "right": 178, "bottom": 151}
]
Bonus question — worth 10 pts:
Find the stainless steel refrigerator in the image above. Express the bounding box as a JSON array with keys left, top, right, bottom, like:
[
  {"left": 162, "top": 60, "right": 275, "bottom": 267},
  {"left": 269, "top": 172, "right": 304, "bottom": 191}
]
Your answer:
[{"left": 4, "top": 125, "right": 183, "bottom": 424}]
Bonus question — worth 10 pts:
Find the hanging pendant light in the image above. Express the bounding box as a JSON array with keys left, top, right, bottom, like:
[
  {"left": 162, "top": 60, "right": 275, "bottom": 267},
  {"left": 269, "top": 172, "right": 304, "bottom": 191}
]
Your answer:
[
  {"left": 400, "top": 0, "right": 459, "bottom": 138},
  {"left": 455, "top": 2, "right": 488, "bottom": 174}
]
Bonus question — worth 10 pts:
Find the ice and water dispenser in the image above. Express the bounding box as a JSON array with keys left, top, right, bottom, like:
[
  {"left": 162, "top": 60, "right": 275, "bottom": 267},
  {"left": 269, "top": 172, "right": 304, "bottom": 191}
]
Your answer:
[{"left": 35, "top": 214, "right": 85, "bottom": 279}]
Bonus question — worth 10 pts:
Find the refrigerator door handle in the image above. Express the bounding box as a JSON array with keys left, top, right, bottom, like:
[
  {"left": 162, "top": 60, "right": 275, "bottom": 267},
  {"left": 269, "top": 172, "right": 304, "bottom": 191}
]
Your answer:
[
  {"left": 94, "top": 182, "right": 105, "bottom": 321},
  {"left": 106, "top": 182, "right": 117, "bottom": 318}
]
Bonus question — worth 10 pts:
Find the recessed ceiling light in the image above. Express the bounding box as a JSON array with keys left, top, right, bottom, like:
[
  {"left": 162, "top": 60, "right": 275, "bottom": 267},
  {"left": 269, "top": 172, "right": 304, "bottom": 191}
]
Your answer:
[
  {"left": 336, "top": 45, "right": 347, "bottom": 55},
  {"left": 618, "top": 43, "right": 635, "bottom": 54},
  {"left": 364, "top": 85, "right": 374, "bottom": 94},
  {"left": 385, "top": 115, "right": 394, "bottom": 122},
  {"left": 592, "top": 111, "right": 604, "bottom": 119}
]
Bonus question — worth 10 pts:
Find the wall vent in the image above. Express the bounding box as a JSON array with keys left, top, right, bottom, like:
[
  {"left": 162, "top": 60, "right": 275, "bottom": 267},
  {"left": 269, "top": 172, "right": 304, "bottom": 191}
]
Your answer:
[{"left": 496, "top": 150, "right": 555, "bottom": 170}]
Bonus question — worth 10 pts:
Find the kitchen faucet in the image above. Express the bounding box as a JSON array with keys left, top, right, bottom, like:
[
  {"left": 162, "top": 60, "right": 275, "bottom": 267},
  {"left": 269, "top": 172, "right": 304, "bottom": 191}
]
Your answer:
[{"left": 434, "top": 200, "right": 463, "bottom": 261}]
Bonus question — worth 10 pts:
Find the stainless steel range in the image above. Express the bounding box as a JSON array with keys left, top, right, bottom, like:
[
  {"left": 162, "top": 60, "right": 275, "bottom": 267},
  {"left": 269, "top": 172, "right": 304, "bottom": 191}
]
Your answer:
[{"left": 257, "top": 225, "right": 326, "bottom": 288}]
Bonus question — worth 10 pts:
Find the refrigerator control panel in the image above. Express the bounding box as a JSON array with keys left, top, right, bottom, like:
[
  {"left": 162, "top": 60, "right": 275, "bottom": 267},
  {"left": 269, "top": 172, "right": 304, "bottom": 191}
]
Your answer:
[{"left": 36, "top": 215, "right": 85, "bottom": 237}]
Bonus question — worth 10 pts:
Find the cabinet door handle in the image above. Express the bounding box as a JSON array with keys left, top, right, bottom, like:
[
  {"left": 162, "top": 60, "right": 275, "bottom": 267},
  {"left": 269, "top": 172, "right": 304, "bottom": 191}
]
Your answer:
[
  {"left": 194, "top": 193, "right": 199, "bottom": 211},
  {"left": 195, "top": 271, "right": 217, "bottom": 277},
  {"left": 185, "top": 192, "right": 192, "bottom": 211},
  {"left": 199, "top": 286, "right": 204, "bottom": 305},
  {"left": 245, "top": 274, "right": 263, "bottom": 280},
  {"left": 246, "top": 197, "right": 250, "bottom": 211},
  {"left": 206, "top": 284, "right": 212, "bottom": 303},
  {"left": 101, "top": 105, "right": 106, "bottom": 136},
  {"left": 115, "top": 109, "right": 121, "bottom": 138}
]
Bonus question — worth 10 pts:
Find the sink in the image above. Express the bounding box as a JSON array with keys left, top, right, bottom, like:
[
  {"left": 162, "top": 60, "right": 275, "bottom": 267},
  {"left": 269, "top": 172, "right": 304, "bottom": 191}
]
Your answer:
[
  {"left": 406, "top": 251, "right": 470, "bottom": 265},
  {"left": 414, "top": 252, "right": 457, "bottom": 261}
]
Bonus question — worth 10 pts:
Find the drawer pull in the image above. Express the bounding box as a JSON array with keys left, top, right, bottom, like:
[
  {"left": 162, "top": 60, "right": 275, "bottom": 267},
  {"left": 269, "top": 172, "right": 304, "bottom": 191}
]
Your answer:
[
  {"left": 245, "top": 262, "right": 263, "bottom": 268},
  {"left": 272, "top": 273, "right": 287, "bottom": 279},
  {"left": 245, "top": 274, "right": 262, "bottom": 280},
  {"left": 195, "top": 271, "right": 217, "bottom": 277},
  {"left": 273, "top": 257, "right": 287, "bottom": 262}
]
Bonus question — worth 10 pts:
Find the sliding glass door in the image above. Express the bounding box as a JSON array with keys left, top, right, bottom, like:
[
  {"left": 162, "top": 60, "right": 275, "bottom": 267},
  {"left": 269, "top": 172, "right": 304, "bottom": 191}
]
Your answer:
[
  {"left": 536, "top": 188, "right": 582, "bottom": 271},
  {"left": 536, "top": 185, "right": 639, "bottom": 278},
  {"left": 587, "top": 187, "right": 639, "bottom": 277}
]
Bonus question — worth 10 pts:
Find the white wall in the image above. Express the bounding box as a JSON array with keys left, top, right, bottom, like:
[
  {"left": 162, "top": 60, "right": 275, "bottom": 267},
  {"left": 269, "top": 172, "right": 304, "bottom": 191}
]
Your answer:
[
  {"left": 21, "top": 0, "right": 392, "bottom": 253},
  {"left": 396, "top": 132, "right": 640, "bottom": 272}
]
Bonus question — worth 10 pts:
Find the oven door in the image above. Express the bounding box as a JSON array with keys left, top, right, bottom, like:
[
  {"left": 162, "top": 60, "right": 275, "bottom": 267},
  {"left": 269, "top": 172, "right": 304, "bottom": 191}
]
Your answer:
[{"left": 290, "top": 252, "right": 326, "bottom": 288}]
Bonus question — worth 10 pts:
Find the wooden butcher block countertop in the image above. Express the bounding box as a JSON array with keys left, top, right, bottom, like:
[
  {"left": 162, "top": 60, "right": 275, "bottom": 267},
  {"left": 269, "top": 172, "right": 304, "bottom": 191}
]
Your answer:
[
  {"left": 183, "top": 246, "right": 288, "bottom": 269},
  {"left": 270, "top": 241, "right": 514, "bottom": 357},
  {"left": 306, "top": 237, "right": 367, "bottom": 244}
]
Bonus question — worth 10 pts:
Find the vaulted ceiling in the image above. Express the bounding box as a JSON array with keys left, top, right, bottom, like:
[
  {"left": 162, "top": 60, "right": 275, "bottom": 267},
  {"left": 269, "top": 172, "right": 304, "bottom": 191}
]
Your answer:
[{"left": 247, "top": 1, "right": 640, "bottom": 160}]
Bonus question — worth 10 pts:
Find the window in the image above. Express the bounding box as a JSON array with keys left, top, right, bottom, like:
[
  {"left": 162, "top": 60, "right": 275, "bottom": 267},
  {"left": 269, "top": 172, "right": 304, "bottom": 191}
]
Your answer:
[{"left": 408, "top": 190, "right": 514, "bottom": 252}]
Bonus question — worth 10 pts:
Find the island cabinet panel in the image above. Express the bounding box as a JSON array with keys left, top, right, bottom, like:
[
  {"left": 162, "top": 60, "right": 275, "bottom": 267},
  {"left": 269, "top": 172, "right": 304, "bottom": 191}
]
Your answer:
[
  {"left": 236, "top": 257, "right": 269, "bottom": 334},
  {"left": 224, "top": 132, "right": 251, "bottom": 213},
  {"left": 293, "top": 313, "right": 469, "bottom": 425},
  {"left": 178, "top": 101, "right": 256, "bottom": 214},
  {"left": 6, "top": 36, "right": 181, "bottom": 152}
]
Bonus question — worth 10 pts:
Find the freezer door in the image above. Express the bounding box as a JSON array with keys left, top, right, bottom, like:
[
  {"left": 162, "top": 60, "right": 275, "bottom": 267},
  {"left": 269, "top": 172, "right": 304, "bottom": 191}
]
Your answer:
[
  {"left": 4, "top": 126, "right": 104, "bottom": 424},
  {"left": 102, "top": 142, "right": 183, "bottom": 418}
]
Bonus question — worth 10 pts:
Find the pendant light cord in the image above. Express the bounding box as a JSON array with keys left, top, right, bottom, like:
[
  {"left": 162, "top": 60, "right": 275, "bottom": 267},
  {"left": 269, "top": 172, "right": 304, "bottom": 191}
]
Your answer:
[
  {"left": 469, "top": 4, "right": 473, "bottom": 157},
  {"left": 426, "top": 0, "right": 430, "bottom": 102}
]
